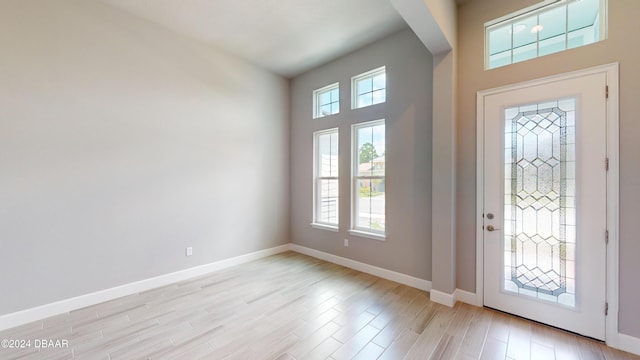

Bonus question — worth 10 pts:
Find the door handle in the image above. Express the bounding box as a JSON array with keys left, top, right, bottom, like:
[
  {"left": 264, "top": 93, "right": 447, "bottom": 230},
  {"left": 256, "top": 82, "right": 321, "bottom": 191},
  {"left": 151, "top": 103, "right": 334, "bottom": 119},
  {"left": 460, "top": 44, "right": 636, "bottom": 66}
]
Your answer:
[{"left": 486, "top": 225, "right": 501, "bottom": 231}]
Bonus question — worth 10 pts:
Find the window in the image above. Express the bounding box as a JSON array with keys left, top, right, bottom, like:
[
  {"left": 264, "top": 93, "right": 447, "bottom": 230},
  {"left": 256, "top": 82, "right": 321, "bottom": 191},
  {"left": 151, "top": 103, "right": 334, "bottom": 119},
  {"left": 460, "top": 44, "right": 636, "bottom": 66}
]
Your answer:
[
  {"left": 351, "top": 120, "right": 385, "bottom": 239},
  {"left": 312, "top": 128, "right": 339, "bottom": 229},
  {"left": 352, "top": 67, "right": 386, "bottom": 109},
  {"left": 313, "top": 83, "right": 339, "bottom": 118},
  {"left": 486, "top": 0, "right": 605, "bottom": 69}
]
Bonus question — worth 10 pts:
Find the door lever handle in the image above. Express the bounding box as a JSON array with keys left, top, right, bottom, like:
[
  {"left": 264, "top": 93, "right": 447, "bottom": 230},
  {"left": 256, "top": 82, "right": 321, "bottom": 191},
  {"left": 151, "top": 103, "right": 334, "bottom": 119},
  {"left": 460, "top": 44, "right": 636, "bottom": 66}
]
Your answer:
[{"left": 486, "top": 225, "right": 501, "bottom": 232}]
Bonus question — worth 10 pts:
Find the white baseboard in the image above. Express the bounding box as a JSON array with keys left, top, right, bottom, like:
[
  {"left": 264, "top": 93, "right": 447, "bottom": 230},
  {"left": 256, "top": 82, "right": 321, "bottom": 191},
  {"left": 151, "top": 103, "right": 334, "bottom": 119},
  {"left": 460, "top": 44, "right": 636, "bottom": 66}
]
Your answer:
[
  {"left": 455, "top": 288, "right": 481, "bottom": 307},
  {"left": 288, "top": 245, "right": 483, "bottom": 309},
  {"left": 445, "top": 290, "right": 640, "bottom": 356},
  {"left": 425, "top": 288, "right": 480, "bottom": 308},
  {"left": 8, "top": 241, "right": 636, "bottom": 356},
  {"left": 294, "top": 242, "right": 640, "bottom": 357},
  {"left": 289, "top": 244, "right": 432, "bottom": 291},
  {"left": 430, "top": 289, "right": 455, "bottom": 307},
  {"left": 0, "top": 244, "right": 290, "bottom": 332},
  {"left": 609, "top": 332, "right": 640, "bottom": 356}
]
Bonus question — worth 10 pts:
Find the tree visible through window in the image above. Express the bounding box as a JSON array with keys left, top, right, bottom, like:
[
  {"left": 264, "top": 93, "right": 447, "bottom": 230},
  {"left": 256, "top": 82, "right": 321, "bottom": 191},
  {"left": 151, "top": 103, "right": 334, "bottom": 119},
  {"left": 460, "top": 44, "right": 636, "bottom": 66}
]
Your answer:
[
  {"left": 359, "top": 142, "right": 379, "bottom": 164},
  {"left": 352, "top": 120, "right": 385, "bottom": 235}
]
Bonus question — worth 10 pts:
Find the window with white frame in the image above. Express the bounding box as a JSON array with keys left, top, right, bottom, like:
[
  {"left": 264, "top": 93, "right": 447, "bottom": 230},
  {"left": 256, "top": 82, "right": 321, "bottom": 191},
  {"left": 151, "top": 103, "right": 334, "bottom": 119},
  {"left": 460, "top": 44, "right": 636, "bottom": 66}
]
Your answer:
[
  {"left": 351, "top": 120, "right": 385, "bottom": 238},
  {"left": 352, "top": 67, "right": 386, "bottom": 109},
  {"left": 486, "top": 0, "right": 606, "bottom": 69},
  {"left": 313, "top": 83, "right": 340, "bottom": 118},
  {"left": 312, "top": 128, "right": 339, "bottom": 228}
]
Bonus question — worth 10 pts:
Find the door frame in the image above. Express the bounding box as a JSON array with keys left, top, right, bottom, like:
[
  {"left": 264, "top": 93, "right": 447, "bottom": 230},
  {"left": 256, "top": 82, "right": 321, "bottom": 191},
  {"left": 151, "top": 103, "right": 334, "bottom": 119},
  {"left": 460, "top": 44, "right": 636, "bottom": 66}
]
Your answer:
[{"left": 475, "top": 63, "right": 619, "bottom": 342}]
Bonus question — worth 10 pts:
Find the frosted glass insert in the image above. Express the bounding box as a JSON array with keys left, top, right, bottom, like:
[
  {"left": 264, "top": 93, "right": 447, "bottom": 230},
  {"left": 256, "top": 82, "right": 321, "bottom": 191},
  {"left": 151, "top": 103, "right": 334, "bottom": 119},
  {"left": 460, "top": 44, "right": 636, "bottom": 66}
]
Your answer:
[{"left": 504, "top": 99, "right": 576, "bottom": 307}]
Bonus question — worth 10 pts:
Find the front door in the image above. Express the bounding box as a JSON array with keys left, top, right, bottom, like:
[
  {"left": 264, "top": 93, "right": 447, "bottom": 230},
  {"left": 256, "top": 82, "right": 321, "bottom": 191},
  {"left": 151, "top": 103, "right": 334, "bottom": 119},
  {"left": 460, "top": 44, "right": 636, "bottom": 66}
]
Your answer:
[{"left": 481, "top": 69, "right": 610, "bottom": 340}]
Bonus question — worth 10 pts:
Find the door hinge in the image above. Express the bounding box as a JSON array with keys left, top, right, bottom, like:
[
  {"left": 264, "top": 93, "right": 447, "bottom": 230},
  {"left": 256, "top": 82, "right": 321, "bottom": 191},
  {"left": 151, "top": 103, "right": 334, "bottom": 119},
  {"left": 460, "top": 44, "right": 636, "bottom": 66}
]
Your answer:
[
  {"left": 605, "top": 158, "right": 609, "bottom": 171},
  {"left": 605, "top": 302, "right": 609, "bottom": 316},
  {"left": 606, "top": 85, "right": 609, "bottom": 99},
  {"left": 605, "top": 230, "right": 609, "bottom": 244}
]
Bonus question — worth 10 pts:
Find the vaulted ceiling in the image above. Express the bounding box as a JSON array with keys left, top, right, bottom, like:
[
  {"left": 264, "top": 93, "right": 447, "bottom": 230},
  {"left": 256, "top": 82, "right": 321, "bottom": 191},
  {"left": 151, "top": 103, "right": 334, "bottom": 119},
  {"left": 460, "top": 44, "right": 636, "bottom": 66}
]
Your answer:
[{"left": 100, "top": 0, "right": 409, "bottom": 78}]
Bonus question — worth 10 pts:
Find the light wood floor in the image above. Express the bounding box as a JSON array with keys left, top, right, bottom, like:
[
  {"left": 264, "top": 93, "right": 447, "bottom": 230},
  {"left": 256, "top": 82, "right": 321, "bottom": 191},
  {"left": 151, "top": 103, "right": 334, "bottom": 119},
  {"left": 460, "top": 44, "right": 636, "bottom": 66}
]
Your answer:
[{"left": 1, "top": 251, "right": 638, "bottom": 360}]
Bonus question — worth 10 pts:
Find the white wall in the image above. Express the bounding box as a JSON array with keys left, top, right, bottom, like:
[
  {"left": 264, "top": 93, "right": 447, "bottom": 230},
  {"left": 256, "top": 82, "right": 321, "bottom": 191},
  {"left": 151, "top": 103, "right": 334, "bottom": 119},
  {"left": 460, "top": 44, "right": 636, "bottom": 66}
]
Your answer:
[{"left": 0, "top": 0, "right": 289, "bottom": 315}]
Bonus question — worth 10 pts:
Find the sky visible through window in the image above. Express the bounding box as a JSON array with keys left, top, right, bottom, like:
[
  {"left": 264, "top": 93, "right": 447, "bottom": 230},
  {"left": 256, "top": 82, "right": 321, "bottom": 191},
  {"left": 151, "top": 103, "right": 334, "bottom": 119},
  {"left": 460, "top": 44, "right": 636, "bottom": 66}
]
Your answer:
[
  {"left": 319, "top": 87, "right": 339, "bottom": 116},
  {"left": 356, "top": 73, "right": 386, "bottom": 108},
  {"left": 358, "top": 124, "right": 385, "bottom": 158},
  {"left": 486, "top": 0, "right": 602, "bottom": 69}
]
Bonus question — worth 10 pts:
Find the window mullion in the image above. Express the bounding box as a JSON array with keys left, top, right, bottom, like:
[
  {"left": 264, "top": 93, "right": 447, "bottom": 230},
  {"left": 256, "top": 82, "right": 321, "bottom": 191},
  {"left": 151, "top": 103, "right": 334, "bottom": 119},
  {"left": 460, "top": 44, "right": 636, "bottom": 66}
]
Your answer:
[{"left": 486, "top": 0, "right": 604, "bottom": 69}]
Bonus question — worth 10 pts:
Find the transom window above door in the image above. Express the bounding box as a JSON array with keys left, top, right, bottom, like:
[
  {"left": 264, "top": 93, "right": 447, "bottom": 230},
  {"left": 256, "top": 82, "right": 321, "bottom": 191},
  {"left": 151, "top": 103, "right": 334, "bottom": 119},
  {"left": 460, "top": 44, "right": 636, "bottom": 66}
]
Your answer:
[{"left": 485, "top": 0, "right": 606, "bottom": 69}]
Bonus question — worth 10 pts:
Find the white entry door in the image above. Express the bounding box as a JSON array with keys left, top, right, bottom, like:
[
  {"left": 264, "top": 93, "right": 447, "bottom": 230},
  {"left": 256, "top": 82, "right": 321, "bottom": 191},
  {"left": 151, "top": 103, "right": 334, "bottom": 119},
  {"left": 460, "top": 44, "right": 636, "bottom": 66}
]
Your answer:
[{"left": 481, "top": 69, "right": 611, "bottom": 340}]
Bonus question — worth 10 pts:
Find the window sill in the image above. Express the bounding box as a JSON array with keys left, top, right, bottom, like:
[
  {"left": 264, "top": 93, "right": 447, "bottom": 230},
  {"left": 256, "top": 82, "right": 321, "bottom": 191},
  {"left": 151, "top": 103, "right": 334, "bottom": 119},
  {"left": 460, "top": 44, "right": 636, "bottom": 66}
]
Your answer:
[
  {"left": 348, "top": 229, "right": 386, "bottom": 241},
  {"left": 310, "top": 223, "right": 339, "bottom": 232}
]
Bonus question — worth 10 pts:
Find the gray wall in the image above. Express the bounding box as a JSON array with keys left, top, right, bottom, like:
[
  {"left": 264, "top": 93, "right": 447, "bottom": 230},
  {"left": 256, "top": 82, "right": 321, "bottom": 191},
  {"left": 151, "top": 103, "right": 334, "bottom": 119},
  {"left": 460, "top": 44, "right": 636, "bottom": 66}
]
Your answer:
[
  {"left": 0, "top": 0, "right": 289, "bottom": 315},
  {"left": 290, "top": 29, "right": 433, "bottom": 281},
  {"left": 456, "top": 0, "right": 640, "bottom": 337}
]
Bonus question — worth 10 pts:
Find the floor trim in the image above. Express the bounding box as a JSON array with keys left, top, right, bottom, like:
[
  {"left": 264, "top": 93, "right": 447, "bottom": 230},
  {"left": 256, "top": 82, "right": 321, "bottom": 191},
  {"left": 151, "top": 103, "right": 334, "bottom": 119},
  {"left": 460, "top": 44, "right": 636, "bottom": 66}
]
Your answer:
[
  {"left": 3, "top": 242, "right": 638, "bottom": 356},
  {"left": 610, "top": 332, "right": 640, "bottom": 356},
  {"left": 0, "top": 245, "right": 290, "bottom": 331},
  {"left": 288, "top": 245, "right": 484, "bottom": 309},
  {"left": 289, "top": 244, "right": 432, "bottom": 291},
  {"left": 455, "top": 288, "right": 481, "bottom": 307},
  {"left": 429, "top": 289, "right": 455, "bottom": 307}
]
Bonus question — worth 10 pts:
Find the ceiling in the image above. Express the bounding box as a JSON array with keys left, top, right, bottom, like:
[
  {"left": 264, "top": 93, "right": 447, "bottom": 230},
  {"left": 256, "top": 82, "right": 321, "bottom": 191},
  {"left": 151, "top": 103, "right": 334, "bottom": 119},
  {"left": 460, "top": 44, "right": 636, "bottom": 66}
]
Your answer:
[{"left": 100, "top": 0, "right": 408, "bottom": 78}]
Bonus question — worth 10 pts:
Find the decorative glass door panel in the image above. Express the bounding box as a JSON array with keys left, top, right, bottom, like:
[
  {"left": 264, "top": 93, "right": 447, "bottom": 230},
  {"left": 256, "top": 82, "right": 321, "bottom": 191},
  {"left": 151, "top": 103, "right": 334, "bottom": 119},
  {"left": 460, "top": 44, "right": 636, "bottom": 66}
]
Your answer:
[
  {"left": 504, "top": 99, "right": 576, "bottom": 307},
  {"left": 481, "top": 67, "right": 611, "bottom": 340}
]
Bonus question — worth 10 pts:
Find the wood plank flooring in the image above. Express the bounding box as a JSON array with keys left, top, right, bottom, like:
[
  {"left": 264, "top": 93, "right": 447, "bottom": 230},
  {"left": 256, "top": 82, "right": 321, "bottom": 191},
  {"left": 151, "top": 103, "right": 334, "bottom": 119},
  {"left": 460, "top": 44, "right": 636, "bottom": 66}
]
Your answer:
[{"left": 0, "top": 251, "right": 637, "bottom": 359}]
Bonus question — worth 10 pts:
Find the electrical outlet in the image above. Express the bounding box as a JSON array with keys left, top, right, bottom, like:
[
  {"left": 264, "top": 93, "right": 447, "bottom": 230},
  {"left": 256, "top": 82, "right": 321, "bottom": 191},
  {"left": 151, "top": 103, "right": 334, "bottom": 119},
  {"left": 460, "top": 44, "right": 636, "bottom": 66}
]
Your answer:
[
  {"left": 186, "top": 247, "right": 193, "bottom": 257},
  {"left": 344, "top": 239, "right": 349, "bottom": 247}
]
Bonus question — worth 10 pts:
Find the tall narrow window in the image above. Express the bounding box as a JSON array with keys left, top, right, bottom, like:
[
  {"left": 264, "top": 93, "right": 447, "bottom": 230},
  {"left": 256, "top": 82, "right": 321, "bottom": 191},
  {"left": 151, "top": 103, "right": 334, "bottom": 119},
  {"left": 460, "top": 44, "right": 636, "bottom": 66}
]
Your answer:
[
  {"left": 351, "top": 120, "right": 385, "bottom": 239},
  {"left": 313, "top": 83, "right": 340, "bottom": 119},
  {"left": 312, "top": 128, "right": 339, "bottom": 229},
  {"left": 486, "top": 0, "right": 605, "bottom": 69},
  {"left": 352, "top": 67, "right": 386, "bottom": 109}
]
